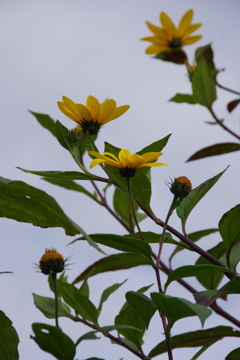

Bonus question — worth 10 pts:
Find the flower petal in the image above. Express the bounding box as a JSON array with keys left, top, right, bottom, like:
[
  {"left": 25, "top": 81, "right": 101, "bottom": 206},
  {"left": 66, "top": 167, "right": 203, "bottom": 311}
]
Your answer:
[
  {"left": 76, "top": 104, "right": 92, "bottom": 121},
  {"left": 182, "top": 35, "right": 202, "bottom": 46},
  {"left": 99, "top": 99, "right": 116, "bottom": 124},
  {"left": 86, "top": 95, "right": 100, "bottom": 122},
  {"left": 138, "top": 162, "right": 167, "bottom": 168},
  {"left": 145, "top": 21, "right": 168, "bottom": 39},
  {"left": 178, "top": 9, "right": 193, "bottom": 37},
  {"left": 181, "top": 23, "right": 202, "bottom": 39},
  {"left": 141, "top": 152, "right": 163, "bottom": 162},
  {"left": 145, "top": 43, "right": 170, "bottom": 55},
  {"left": 103, "top": 105, "right": 130, "bottom": 124},
  {"left": 57, "top": 101, "right": 79, "bottom": 122},
  {"left": 160, "top": 12, "right": 176, "bottom": 34}
]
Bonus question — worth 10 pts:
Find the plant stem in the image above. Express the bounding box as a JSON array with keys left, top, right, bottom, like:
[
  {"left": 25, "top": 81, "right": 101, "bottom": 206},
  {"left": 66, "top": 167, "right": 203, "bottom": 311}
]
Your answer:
[
  {"left": 51, "top": 272, "right": 59, "bottom": 328},
  {"left": 216, "top": 80, "right": 240, "bottom": 96},
  {"left": 208, "top": 107, "right": 240, "bottom": 141}
]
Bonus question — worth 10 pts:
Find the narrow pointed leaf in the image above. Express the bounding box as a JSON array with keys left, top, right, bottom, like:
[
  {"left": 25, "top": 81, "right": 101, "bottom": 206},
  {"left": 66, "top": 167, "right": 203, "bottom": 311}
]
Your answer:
[
  {"left": 177, "top": 168, "right": 228, "bottom": 230},
  {"left": 54, "top": 120, "right": 74, "bottom": 151},
  {"left": 187, "top": 143, "right": 240, "bottom": 161},
  {"left": 148, "top": 326, "right": 240, "bottom": 358},
  {"left": 137, "top": 134, "right": 171, "bottom": 154},
  {"left": 98, "top": 280, "right": 127, "bottom": 315},
  {"left": 190, "top": 341, "right": 218, "bottom": 360},
  {"left": 164, "top": 264, "right": 235, "bottom": 292},
  {"left": 126, "top": 291, "right": 157, "bottom": 329},
  {"left": 169, "top": 93, "right": 197, "bottom": 104},
  {"left": 31, "top": 323, "right": 75, "bottom": 360},
  {"left": 72, "top": 254, "right": 153, "bottom": 285},
  {"left": 70, "top": 233, "right": 152, "bottom": 258},
  {"left": 75, "top": 331, "right": 100, "bottom": 347},
  {"left": 0, "top": 176, "right": 80, "bottom": 235},
  {"left": 227, "top": 99, "right": 240, "bottom": 113},
  {"left": 29, "top": 111, "right": 56, "bottom": 137},
  {"left": 0, "top": 311, "right": 19, "bottom": 360},
  {"left": 126, "top": 231, "right": 181, "bottom": 246},
  {"left": 151, "top": 293, "right": 211, "bottom": 330},
  {"left": 57, "top": 281, "right": 98, "bottom": 325},
  {"left": 33, "top": 294, "right": 73, "bottom": 319},
  {"left": 219, "top": 205, "right": 240, "bottom": 262},
  {"left": 18, "top": 168, "right": 102, "bottom": 181}
]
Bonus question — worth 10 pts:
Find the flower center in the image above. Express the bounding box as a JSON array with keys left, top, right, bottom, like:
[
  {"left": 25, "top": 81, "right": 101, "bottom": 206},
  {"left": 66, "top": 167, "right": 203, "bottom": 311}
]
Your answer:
[
  {"left": 81, "top": 119, "right": 101, "bottom": 135},
  {"left": 119, "top": 167, "right": 136, "bottom": 178},
  {"left": 169, "top": 38, "right": 182, "bottom": 49}
]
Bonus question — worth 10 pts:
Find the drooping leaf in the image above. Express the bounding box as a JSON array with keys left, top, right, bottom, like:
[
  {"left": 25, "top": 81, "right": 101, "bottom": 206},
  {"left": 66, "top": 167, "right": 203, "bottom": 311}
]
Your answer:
[
  {"left": 0, "top": 176, "right": 79, "bottom": 236},
  {"left": 177, "top": 168, "right": 228, "bottom": 231},
  {"left": 98, "top": 280, "right": 127, "bottom": 316},
  {"left": 187, "top": 143, "right": 240, "bottom": 161},
  {"left": 192, "top": 45, "right": 217, "bottom": 108},
  {"left": 219, "top": 205, "right": 240, "bottom": 267},
  {"left": 33, "top": 294, "right": 73, "bottom": 319},
  {"left": 29, "top": 111, "right": 56, "bottom": 137},
  {"left": 57, "top": 281, "right": 98, "bottom": 325},
  {"left": 164, "top": 264, "right": 235, "bottom": 292},
  {"left": 150, "top": 293, "right": 211, "bottom": 330},
  {"left": 18, "top": 168, "right": 103, "bottom": 181},
  {"left": 69, "top": 233, "right": 152, "bottom": 258},
  {"left": 126, "top": 291, "right": 157, "bottom": 329},
  {"left": 169, "top": 93, "right": 197, "bottom": 104},
  {"left": 0, "top": 311, "right": 19, "bottom": 360},
  {"left": 72, "top": 254, "right": 153, "bottom": 285},
  {"left": 75, "top": 331, "right": 100, "bottom": 347},
  {"left": 227, "top": 99, "right": 240, "bottom": 113},
  {"left": 148, "top": 326, "right": 240, "bottom": 358},
  {"left": 31, "top": 323, "right": 75, "bottom": 360}
]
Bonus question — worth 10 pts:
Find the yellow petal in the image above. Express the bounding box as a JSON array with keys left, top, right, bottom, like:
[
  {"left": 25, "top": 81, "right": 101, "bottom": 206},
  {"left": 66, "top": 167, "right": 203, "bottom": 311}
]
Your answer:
[
  {"left": 76, "top": 104, "right": 92, "bottom": 121},
  {"left": 57, "top": 101, "right": 79, "bottom": 122},
  {"left": 89, "top": 158, "right": 105, "bottom": 168},
  {"left": 103, "top": 105, "right": 130, "bottom": 124},
  {"left": 145, "top": 21, "right": 168, "bottom": 39},
  {"left": 141, "top": 152, "right": 163, "bottom": 162},
  {"left": 61, "top": 96, "right": 81, "bottom": 120},
  {"left": 145, "top": 43, "right": 170, "bottom": 55},
  {"left": 160, "top": 12, "right": 176, "bottom": 34},
  {"left": 99, "top": 99, "right": 116, "bottom": 124},
  {"left": 178, "top": 10, "right": 193, "bottom": 37},
  {"left": 182, "top": 35, "right": 202, "bottom": 46},
  {"left": 181, "top": 23, "right": 202, "bottom": 39},
  {"left": 86, "top": 95, "right": 100, "bottom": 122},
  {"left": 102, "top": 152, "right": 119, "bottom": 161},
  {"left": 138, "top": 162, "right": 167, "bottom": 168}
]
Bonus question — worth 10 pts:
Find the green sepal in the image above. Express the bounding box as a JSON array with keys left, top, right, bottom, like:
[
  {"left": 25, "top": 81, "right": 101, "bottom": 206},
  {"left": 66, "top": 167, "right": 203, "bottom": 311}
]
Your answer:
[{"left": 31, "top": 323, "right": 75, "bottom": 360}]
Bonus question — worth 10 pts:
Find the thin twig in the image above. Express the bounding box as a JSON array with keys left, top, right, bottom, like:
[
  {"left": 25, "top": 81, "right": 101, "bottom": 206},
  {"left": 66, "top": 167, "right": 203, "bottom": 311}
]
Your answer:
[
  {"left": 208, "top": 107, "right": 240, "bottom": 141},
  {"left": 216, "top": 80, "right": 240, "bottom": 96}
]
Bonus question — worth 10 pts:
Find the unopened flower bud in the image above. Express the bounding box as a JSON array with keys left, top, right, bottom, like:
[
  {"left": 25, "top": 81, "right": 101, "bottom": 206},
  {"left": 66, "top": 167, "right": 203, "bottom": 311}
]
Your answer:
[
  {"left": 170, "top": 176, "right": 192, "bottom": 198},
  {"left": 39, "top": 248, "right": 65, "bottom": 275}
]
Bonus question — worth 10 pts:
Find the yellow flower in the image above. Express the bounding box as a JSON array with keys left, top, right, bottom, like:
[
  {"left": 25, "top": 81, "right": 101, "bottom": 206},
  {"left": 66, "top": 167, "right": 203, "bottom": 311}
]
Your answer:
[
  {"left": 141, "top": 9, "right": 202, "bottom": 55},
  {"left": 57, "top": 95, "right": 130, "bottom": 135},
  {"left": 39, "top": 248, "right": 65, "bottom": 275},
  {"left": 89, "top": 149, "right": 167, "bottom": 178}
]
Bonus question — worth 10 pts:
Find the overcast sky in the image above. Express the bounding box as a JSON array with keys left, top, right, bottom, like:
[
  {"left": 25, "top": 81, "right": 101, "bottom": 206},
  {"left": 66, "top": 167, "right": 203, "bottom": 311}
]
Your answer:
[{"left": 1, "top": 1, "right": 240, "bottom": 359}]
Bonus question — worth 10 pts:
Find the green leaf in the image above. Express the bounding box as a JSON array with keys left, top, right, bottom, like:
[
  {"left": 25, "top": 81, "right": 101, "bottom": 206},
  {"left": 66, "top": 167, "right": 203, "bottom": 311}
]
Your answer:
[
  {"left": 98, "top": 280, "right": 127, "bottom": 316},
  {"left": 192, "top": 45, "right": 217, "bottom": 108},
  {"left": 70, "top": 233, "right": 152, "bottom": 258},
  {"left": 187, "top": 143, "right": 240, "bottom": 161},
  {"left": 126, "top": 231, "right": 180, "bottom": 246},
  {"left": 57, "top": 281, "right": 98, "bottom": 325},
  {"left": 155, "top": 49, "right": 187, "bottom": 64},
  {"left": 194, "top": 277, "right": 240, "bottom": 306},
  {"left": 177, "top": 168, "right": 228, "bottom": 231},
  {"left": 169, "top": 93, "right": 197, "bottom": 104},
  {"left": 0, "top": 311, "right": 19, "bottom": 360},
  {"left": 0, "top": 176, "right": 79, "bottom": 236},
  {"left": 137, "top": 134, "right": 171, "bottom": 154},
  {"left": 79, "top": 279, "right": 90, "bottom": 298},
  {"left": 75, "top": 331, "right": 100, "bottom": 347},
  {"left": 29, "top": 111, "right": 56, "bottom": 137},
  {"left": 219, "top": 205, "right": 240, "bottom": 266},
  {"left": 18, "top": 168, "right": 102, "bottom": 181},
  {"left": 54, "top": 120, "right": 74, "bottom": 152},
  {"left": 33, "top": 294, "right": 73, "bottom": 319},
  {"left": 72, "top": 254, "right": 153, "bottom": 285},
  {"left": 150, "top": 293, "right": 211, "bottom": 330},
  {"left": 115, "top": 305, "right": 145, "bottom": 347},
  {"left": 226, "top": 347, "right": 240, "bottom": 359},
  {"left": 190, "top": 341, "right": 218, "bottom": 360},
  {"left": 97, "top": 325, "right": 143, "bottom": 333},
  {"left": 31, "top": 323, "right": 75, "bottom": 360},
  {"left": 113, "top": 188, "right": 146, "bottom": 228},
  {"left": 195, "top": 242, "right": 226, "bottom": 290},
  {"left": 169, "top": 229, "right": 219, "bottom": 262},
  {"left": 126, "top": 292, "right": 157, "bottom": 329},
  {"left": 148, "top": 326, "right": 240, "bottom": 358},
  {"left": 0, "top": 271, "right": 13, "bottom": 274},
  {"left": 227, "top": 99, "right": 240, "bottom": 113},
  {"left": 164, "top": 264, "right": 235, "bottom": 292}
]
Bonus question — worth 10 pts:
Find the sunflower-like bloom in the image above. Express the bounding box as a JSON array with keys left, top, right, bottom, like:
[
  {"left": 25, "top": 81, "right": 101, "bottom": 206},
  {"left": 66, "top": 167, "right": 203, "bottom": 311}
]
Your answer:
[
  {"left": 57, "top": 95, "right": 130, "bottom": 135},
  {"left": 89, "top": 149, "right": 167, "bottom": 178},
  {"left": 141, "top": 9, "right": 202, "bottom": 55}
]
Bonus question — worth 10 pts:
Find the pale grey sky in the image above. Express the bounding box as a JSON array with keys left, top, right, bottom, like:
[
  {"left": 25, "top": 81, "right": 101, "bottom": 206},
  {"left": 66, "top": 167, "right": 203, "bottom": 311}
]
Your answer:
[{"left": 1, "top": 1, "right": 240, "bottom": 359}]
